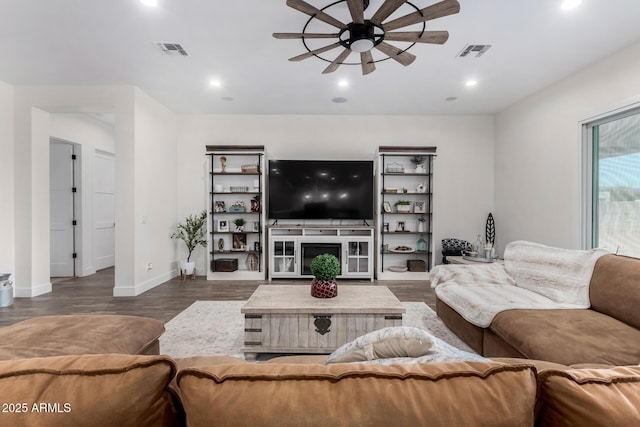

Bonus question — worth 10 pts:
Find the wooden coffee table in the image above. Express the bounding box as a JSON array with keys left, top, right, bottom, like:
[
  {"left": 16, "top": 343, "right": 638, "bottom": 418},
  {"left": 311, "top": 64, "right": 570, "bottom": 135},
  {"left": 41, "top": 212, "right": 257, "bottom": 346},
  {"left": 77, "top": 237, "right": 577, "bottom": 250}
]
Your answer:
[{"left": 242, "top": 285, "right": 405, "bottom": 359}]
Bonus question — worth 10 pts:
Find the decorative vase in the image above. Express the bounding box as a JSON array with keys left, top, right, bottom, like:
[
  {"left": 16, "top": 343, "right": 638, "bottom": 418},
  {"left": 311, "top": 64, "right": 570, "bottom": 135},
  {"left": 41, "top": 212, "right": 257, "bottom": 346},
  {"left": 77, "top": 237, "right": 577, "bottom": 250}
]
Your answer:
[
  {"left": 311, "top": 279, "right": 338, "bottom": 298},
  {"left": 418, "top": 221, "right": 425, "bottom": 232},
  {"left": 417, "top": 236, "right": 427, "bottom": 252},
  {"left": 415, "top": 164, "right": 425, "bottom": 173}
]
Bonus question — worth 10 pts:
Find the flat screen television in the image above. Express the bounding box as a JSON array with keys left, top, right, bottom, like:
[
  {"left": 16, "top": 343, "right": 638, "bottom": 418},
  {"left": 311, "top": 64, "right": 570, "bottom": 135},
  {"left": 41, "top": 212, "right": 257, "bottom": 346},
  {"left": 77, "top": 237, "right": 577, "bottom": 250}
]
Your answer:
[{"left": 268, "top": 160, "right": 374, "bottom": 220}]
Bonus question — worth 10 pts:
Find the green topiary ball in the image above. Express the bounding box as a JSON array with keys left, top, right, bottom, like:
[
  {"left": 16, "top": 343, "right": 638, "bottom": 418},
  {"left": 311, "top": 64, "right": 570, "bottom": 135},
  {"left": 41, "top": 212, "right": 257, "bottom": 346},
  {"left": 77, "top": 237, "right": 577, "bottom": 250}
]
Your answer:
[{"left": 310, "top": 253, "right": 341, "bottom": 281}]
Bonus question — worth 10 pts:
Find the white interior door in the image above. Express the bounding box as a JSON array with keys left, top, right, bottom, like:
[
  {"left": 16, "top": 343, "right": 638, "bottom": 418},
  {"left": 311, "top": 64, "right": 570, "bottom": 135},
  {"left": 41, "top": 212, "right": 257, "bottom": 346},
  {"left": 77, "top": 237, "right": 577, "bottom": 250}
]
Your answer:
[
  {"left": 94, "top": 151, "right": 115, "bottom": 270},
  {"left": 50, "top": 141, "right": 75, "bottom": 277}
]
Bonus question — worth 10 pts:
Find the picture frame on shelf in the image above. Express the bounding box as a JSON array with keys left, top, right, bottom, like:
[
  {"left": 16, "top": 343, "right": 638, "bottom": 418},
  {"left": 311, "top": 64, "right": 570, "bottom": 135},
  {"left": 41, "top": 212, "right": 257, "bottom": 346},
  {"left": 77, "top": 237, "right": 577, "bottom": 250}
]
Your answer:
[
  {"left": 218, "top": 219, "right": 229, "bottom": 232},
  {"left": 232, "top": 233, "right": 247, "bottom": 250},
  {"left": 214, "top": 201, "right": 226, "bottom": 213},
  {"left": 253, "top": 221, "right": 260, "bottom": 232},
  {"left": 254, "top": 242, "right": 260, "bottom": 252},
  {"left": 382, "top": 202, "right": 392, "bottom": 213},
  {"left": 414, "top": 201, "right": 426, "bottom": 214},
  {"left": 383, "top": 222, "right": 390, "bottom": 233},
  {"left": 396, "top": 221, "right": 406, "bottom": 232}
]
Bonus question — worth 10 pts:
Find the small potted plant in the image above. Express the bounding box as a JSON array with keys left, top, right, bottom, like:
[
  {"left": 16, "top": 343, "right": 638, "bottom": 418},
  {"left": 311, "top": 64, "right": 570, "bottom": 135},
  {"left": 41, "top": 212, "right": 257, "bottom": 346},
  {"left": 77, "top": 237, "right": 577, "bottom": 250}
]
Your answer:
[
  {"left": 310, "top": 253, "right": 340, "bottom": 298},
  {"left": 171, "top": 210, "right": 207, "bottom": 277},
  {"left": 233, "top": 217, "right": 246, "bottom": 232},
  {"left": 395, "top": 200, "right": 412, "bottom": 213},
  {"left": 411, "top": 155, "right": 426, "bottom": 173},
  {"left": 418, "top": 215, "right": 426, "bottom": 232}
]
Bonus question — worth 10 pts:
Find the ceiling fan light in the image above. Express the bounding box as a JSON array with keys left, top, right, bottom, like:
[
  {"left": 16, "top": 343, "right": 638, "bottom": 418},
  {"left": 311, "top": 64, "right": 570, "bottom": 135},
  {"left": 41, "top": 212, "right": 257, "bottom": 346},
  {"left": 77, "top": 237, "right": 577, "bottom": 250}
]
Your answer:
[{"left": 350, "top": 38, "right": 375, "bottom": 53}]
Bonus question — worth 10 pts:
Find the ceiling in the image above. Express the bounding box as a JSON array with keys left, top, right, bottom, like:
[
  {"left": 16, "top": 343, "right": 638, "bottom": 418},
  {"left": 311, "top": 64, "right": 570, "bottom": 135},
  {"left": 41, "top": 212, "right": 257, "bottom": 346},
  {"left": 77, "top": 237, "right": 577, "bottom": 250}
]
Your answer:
[{"left": 2, "top": 0, "right": 640, "bottom": 115}]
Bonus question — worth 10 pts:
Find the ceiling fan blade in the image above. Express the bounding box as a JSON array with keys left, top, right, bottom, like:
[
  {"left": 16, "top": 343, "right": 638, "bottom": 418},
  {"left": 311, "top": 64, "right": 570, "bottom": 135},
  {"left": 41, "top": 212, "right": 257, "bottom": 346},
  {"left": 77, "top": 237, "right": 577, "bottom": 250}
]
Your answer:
[
  {"left": 346, "top": 0, "right": 365, "bottom": 24},
  {"left": 273, "top": 32, "right": 339, "bottom": 39},
  {"left": 286, "top": 0, "right": 346, "bottom": 30},
  {"left": 370, "top": 0, "right": 408, "bottom": 25},
  {"left": 384, "top": 30, "right": 449, "bottom": 44},
  {"left": 383, "top": 0, "right": 460, "bottom": 32},
  {"left": 360, "top": 51, "right": 375, "bottom": 75},
  {"left": 375, "top": 41, "right": 416, "bottom": 66},
  {"left": 289, "top": 42, "right": 342, "bottom": 61},
  {"left": 322, "top": 49, "right": 352, "bottom": 74}
]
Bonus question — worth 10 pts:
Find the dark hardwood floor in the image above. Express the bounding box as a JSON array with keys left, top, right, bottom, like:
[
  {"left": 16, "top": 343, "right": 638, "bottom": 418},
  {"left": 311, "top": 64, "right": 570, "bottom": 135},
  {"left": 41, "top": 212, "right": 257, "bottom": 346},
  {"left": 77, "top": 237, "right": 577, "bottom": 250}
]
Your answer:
[{"left": 0, "top": 268, "right": 436, "bottom": 327}]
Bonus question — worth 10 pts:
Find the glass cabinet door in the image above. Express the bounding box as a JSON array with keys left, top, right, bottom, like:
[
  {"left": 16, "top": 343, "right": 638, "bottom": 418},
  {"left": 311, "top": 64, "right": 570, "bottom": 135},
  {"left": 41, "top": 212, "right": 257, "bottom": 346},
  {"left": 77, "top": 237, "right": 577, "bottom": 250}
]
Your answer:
[
  {"left": 272, "top": 239, "right": 296, "bottom": 274},
  {"left": 346, "top": 241, "right": 370, "bottom": 274}
]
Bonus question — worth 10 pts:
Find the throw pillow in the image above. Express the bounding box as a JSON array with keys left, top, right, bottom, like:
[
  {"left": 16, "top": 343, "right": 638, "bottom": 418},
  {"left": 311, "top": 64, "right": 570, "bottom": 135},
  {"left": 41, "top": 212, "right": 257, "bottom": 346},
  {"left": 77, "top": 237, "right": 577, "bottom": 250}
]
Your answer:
[
  {"left": 326, "top": 327, "right": 434, "bottom": 364},
  {"left": 325, "top": 326, "right": 489, "bottom": 364}
]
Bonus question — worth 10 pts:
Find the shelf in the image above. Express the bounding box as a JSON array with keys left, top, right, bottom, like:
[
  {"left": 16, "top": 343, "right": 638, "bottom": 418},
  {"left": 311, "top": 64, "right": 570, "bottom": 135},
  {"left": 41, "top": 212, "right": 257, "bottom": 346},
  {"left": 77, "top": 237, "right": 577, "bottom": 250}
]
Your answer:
[
  {"left": 211, "top": 172, "right": 261, "bottom": 176},
  {"left": 381, "top": 192, "right": 432, "bottom": 196},
  {"left": 211, "top": 192, "right": 260, "bottom": 195},
  {"left": 211, "top": 250, "right": 261, "bottom": 255},
  {"left": 379, "top": 148, "right": 435, "bottom": 275},
  {"left": 382, "top": 173, "right": 432, "bottom": 177},
  {"left": 210, "top": 231, "right": 260, "bottom": 235},
  {"left": 212, "top": 211, "right": 261, "bottom": 215},
  {"left": 382, "top": 251, "right": 431, "bottom": 255},
  {"left": 381, "top": 212, "right": 430, "bottom": 215},
  {"left": 208, "top": 147, "right": 265, "bottom": 280},
  {"left": 382, "top": 231, "right": 432, "bottom": 235}
]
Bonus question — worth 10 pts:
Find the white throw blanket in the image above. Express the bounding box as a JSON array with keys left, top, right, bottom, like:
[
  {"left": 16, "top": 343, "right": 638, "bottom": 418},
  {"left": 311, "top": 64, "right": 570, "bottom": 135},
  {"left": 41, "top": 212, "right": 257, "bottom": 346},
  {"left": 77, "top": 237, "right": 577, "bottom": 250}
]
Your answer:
[
  {"left": 504, "top": 240, "right": 608, "bottom": 306},
  {"left": 433, "top": 241, "right": 609, "bottom": 328}
]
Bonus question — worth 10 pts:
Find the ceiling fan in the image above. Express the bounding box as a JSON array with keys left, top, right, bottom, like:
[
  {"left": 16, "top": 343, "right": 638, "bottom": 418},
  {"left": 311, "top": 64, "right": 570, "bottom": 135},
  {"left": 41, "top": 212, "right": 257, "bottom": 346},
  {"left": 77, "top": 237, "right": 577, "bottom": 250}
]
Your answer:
[{"left": 273, "top": 0, "right": 460, "bottom": 75}]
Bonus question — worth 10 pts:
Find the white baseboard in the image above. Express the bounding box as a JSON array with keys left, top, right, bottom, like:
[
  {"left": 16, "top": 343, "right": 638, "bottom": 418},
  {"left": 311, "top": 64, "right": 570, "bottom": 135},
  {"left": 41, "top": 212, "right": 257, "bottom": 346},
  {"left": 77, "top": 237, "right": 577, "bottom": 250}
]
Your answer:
[
  {"left": 112, "top": 270, "right": 176, "bottom": 297},
  {"left": 14, "top": 282, "right": 52, "bottom": 298}
]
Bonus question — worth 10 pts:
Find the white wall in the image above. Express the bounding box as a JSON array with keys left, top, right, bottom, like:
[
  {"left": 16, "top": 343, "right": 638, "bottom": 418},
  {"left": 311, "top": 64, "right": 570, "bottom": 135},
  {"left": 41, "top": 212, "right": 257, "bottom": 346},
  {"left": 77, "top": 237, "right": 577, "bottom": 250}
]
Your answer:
[
  {"left": 178, "top": 114, "right": 495, "bottom": 267},
  {"left": 112, "top": 88, "right": 178, "bottom": 296},
  {"left": 0, "top": 81, "right": 14, "bottom": 279},
  {"left": 50, "top": 113, "right": 115, "bottom": 152},
  {"left": 495, "top": 40, "right": 640, "bottom": 252}
]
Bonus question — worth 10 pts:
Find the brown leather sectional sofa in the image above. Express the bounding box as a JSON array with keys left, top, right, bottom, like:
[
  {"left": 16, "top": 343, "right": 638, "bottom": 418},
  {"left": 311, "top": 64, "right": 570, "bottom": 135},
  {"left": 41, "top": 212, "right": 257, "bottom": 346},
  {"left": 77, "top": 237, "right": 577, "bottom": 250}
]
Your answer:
[
  {"left": 1, "top": 353, "right": 640, "bottom": 426},
  {"left": 437, "top": 253, "right": 640, "bottom": 366}
]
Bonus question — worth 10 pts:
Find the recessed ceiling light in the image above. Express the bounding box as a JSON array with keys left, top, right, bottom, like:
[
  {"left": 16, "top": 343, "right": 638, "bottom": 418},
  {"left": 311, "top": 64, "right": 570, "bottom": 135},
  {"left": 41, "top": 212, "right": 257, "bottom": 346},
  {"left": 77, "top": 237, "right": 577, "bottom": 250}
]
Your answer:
[
  {"left": 465, "top": 80, "right": 478, "bottom": 87},
  {"left": 209, "top": 79, "right": 222, "bottom": 88},
  {"left": 332, "top": 97, "right": 348, "bottom": 103},
  {"left": 561, "top": 0, "right": 582, "bottom": 10},
  {"left": 140, "top": 0, "right": 158, "bottom": 7},
  {"left": 338, "top": 79, "right": 349, "bottom": 88}
]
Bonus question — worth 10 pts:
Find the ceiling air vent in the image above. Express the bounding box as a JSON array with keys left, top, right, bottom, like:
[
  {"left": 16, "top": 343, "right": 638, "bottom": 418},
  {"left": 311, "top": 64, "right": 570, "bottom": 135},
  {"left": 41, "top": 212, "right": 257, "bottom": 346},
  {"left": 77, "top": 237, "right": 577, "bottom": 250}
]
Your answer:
[
  {"left": 457, "top": 44, "right": 492, "bottom": 58},
  {"left": 156, "top": 43, "right": 189, "bottom": 56}
]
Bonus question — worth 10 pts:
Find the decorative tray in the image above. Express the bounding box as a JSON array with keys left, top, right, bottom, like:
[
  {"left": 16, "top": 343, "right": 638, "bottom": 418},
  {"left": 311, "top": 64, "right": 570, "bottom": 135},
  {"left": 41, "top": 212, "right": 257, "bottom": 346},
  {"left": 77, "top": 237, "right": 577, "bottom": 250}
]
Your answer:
[
  {"left": 462, "top": 255, "right": 497, "bottom": 263},
  {"left": 391, "top": 247, "right": 414, "bottom": 253},
  {"left": 388, "top": 266, "right": 408, "bottom": 272}
]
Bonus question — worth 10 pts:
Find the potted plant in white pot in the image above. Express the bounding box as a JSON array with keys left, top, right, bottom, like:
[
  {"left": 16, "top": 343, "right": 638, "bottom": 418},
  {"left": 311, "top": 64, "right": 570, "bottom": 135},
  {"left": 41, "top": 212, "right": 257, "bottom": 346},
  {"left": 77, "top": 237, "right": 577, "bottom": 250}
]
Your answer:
[
  {"left": 171, "top": 210, "right": 207, "bottom": 277},
  {"left": 233, "top": 217, "right": 246, "bottom": 232}
]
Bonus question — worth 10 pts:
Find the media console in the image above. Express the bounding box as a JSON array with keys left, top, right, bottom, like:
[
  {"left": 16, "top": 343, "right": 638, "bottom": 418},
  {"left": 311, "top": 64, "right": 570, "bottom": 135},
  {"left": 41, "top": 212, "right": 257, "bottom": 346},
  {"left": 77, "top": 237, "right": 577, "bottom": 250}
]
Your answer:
[{"left": 267, "top": 225, "right": 374, "bottom": 280}]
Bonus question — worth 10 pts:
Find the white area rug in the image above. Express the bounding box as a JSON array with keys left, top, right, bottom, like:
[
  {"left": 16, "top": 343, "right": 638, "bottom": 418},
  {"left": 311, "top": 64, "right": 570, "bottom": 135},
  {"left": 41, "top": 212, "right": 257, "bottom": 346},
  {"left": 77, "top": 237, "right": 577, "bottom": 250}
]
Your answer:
[{"left": 159, "top": 301, "right": 474, "bottom": 359}]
